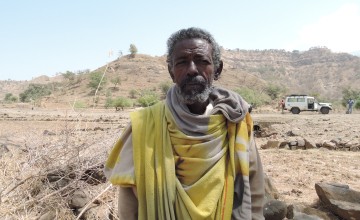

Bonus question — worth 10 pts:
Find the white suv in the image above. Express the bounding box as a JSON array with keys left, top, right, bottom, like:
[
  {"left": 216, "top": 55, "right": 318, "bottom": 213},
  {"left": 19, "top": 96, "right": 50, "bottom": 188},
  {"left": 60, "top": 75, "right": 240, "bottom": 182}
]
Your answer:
[{"left": 284, "top": 95, "right": 332, "bottom": 114}]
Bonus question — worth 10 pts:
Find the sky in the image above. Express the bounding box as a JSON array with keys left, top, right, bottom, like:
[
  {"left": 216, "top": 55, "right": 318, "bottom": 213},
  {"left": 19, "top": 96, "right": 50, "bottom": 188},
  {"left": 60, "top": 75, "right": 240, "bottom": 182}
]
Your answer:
[{"left": 1, "top": 0, "right": 360, "bottom": 81}]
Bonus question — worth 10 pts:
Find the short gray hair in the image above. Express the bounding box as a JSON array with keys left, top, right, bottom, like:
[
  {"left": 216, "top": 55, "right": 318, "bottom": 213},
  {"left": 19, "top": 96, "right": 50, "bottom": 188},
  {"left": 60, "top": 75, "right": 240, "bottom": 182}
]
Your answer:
[{"left": 166, "top": 27, "right": 221, "bottom": 69}]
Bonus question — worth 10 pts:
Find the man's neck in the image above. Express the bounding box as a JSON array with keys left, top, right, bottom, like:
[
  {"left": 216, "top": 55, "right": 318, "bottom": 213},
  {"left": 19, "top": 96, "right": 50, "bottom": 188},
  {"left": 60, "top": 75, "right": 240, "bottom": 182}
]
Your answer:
[{"left": 187, "top": 100, "right": 210, "bottom": 115}]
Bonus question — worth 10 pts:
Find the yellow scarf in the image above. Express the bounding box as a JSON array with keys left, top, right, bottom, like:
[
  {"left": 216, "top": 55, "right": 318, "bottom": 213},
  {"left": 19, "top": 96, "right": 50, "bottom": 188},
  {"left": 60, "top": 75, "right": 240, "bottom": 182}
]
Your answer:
[{"left": 123, "top": 101, "right": 251, "bottom": 220}]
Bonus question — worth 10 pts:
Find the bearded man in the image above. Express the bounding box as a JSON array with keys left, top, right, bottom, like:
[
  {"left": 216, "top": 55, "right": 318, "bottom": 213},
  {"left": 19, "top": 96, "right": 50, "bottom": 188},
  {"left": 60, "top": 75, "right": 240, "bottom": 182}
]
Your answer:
[{"left": 105, "top": 27, "right": 265, "bottom": 220}]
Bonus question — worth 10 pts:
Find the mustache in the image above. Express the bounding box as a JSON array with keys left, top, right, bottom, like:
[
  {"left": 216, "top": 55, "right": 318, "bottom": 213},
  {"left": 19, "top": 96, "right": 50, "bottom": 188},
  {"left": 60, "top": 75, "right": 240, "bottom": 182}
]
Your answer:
[{"left": 179, "top": 75, "right": 206, "bottom": 88}]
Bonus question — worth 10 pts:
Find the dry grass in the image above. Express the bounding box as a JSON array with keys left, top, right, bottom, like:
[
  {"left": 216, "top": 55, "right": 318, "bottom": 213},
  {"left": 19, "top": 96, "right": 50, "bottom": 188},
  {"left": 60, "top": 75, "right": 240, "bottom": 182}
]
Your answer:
[{"left": 0, "top": 108, "right": 127, "bottom": 219}]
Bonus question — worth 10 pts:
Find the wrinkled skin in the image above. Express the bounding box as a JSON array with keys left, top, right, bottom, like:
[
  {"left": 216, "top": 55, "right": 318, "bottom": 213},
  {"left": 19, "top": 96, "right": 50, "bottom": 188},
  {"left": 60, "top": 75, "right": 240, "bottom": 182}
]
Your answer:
[{"left": 168, "top": 38, "right": 223, "bottom": 114}]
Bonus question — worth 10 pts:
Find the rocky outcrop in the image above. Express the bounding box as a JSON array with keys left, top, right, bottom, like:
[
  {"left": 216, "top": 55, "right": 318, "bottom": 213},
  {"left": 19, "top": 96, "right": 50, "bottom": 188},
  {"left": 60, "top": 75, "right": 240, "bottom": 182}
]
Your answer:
[
  {"left": 263, "top": 174, "right": 339, "bottom": 220},
  {"left": 259, "top": 128, "right": 359, "bottom": 151},
  {"left": 315, "top": 183, "right": 360, "bottom": 220}
]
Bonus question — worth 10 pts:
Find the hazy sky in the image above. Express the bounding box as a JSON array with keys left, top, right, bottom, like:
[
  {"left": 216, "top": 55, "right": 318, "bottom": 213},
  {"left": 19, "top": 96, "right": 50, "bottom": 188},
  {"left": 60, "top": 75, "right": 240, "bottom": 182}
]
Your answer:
[{"left": 1, "top": 0, "right": 360, "bottom": 80}]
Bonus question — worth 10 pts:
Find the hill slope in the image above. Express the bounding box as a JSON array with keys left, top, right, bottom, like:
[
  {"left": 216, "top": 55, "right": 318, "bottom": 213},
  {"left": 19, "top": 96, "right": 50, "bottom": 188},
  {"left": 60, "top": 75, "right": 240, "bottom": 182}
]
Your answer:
[{"left": 1, "top": 47, "right": 360, "bottom": 107}]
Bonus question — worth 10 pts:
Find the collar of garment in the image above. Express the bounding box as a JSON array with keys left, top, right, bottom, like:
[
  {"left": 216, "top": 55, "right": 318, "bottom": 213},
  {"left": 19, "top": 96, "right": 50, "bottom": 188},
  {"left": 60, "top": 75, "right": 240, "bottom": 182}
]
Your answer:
[{"left": 165, "top": 85, "right": 249, "bottom": 136}]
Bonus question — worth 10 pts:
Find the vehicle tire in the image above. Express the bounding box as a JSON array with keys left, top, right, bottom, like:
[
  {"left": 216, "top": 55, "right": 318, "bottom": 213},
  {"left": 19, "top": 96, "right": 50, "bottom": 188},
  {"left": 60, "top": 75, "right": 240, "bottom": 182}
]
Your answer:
[
  {"left": 291, "top": 108, "right": 300, "bottom": 114},
  {"left": 320, "top": 107, "right": 330, "bottom": 114}
]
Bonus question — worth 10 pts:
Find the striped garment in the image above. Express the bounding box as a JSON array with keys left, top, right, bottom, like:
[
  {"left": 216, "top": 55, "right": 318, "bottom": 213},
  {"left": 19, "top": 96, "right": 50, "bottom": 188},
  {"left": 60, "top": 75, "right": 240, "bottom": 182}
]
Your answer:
[{"left": 105, "top": 86, "right": 265, "bottom": 220}]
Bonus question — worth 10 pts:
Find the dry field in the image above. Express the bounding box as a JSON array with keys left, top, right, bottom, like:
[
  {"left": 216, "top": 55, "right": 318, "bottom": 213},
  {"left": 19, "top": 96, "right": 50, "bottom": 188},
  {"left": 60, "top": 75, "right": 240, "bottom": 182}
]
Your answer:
[
  {"left": 253, "top": 111, "right": 360, "bottom": 211},
  {"left": 0, "top": 106, "right": 359, "bottom": 219}
]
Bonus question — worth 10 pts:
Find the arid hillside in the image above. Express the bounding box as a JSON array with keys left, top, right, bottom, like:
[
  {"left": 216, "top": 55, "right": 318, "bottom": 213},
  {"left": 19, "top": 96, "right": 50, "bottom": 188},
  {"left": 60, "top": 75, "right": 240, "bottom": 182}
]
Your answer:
[
  {"left": 1, "top": 48, "right": 360, "bottom": 219},
  {"left": 221, "top": 47, "right": 360, "bottom": 99},
  {"left": 1, "top": 47, "right": 360, "bottom": 108}
]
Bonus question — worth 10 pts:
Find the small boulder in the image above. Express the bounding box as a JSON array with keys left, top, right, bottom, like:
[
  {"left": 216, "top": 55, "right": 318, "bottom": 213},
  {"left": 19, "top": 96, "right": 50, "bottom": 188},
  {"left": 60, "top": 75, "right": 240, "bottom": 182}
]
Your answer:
[
  {"left": 315, "top": 182, "right": 360, "bottom": 220},
  {"left": 38, "top": 210, "right": 56, "bottom": 220},
  {"left": 289, "top": 141, "right": 297, "bottom": 146},
  {"left": 69, "top": 190, "right": 90, "bottom": 209},
  {"left": 297, "top": 139, "right": 306, "bottom": 148},
  {"left": 350, "top": 146, "right": 360, "bottom": 152},
  {"left": 263, "top": 199, "right": 287, "bottom": 220},
  {"left": 322, "top": 141, "right": 337, "bottom": 150},
  {"left": 304, "top": 138, "right": 317, "bottom": 149},
  {"left": 279, "top": 140, "right": 288, "bottom": 149}
]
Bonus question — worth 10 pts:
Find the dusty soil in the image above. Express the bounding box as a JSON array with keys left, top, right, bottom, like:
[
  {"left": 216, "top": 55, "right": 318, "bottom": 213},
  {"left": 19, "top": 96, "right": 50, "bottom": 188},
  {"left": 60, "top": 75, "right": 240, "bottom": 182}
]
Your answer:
[
  {"left": 252, "top": 112, "right": 360, "bottom": 206},
  {"left": 0, "top": 106, "right": 359, "bottom": 218}
]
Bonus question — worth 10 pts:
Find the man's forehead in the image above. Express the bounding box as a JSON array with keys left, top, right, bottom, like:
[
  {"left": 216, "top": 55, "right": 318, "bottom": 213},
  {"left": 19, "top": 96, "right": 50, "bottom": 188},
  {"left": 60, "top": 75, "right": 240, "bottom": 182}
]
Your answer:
[{"left": 173, "top": 38, "right": 212, "bottom": 53}]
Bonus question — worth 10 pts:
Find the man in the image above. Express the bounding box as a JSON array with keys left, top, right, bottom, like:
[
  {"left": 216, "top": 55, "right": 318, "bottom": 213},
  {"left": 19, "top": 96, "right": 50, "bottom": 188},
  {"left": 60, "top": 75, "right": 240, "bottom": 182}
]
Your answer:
[
  {"left": 280, "top": 99, "right": 285, "bottom": 113},
  {"left": 105, "top": 27, "right": 265, "bottom": 220},
  {"left": 347, "top": 98, "right": 355, "bottom": 114}
]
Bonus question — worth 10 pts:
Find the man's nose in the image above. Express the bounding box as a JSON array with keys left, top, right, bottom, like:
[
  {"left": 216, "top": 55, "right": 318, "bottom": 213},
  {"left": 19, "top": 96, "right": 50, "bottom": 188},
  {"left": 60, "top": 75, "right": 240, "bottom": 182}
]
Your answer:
[{"left": 187, "top": 61, "right": 198, "bottom": 76}]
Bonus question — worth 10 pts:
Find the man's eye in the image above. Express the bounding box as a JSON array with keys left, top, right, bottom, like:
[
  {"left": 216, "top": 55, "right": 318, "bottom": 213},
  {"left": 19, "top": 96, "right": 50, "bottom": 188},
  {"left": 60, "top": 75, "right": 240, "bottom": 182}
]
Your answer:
[
  {"left": 175, "top": 61, "right": 186, "bottom": 66},
  {"left": 198, "top": 59, "right": 210, "bottom": 65}
]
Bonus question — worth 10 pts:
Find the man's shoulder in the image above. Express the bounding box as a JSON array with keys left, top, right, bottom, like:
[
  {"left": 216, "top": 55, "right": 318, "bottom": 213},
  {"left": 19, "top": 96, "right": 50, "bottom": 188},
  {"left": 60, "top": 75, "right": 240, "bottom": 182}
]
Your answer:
[
  {"left": 131, "top": 101, "right": 166, "bottom": 117},
  {"left": 211, "top": 86, "right": 240, "bottom": 99},
  {"left": 134, "top": 101, "right": 165, "bottom": 111}
]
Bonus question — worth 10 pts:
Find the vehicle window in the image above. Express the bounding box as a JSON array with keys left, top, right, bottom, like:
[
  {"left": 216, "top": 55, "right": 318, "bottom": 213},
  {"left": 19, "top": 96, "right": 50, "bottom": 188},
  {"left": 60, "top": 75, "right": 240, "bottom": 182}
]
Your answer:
[
  {"left": 297, "top": 98, "right": 305, "bottom": 102},
  {"left": 288, "top": 98, "right": 296, "bottom": 102}
]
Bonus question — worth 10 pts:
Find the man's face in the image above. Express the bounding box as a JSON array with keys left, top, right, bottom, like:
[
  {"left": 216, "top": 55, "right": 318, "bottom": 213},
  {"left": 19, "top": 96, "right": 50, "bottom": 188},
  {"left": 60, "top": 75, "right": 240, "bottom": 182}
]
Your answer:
[{"left": 169, "top": 38, "right": 216, "bottom": 104}]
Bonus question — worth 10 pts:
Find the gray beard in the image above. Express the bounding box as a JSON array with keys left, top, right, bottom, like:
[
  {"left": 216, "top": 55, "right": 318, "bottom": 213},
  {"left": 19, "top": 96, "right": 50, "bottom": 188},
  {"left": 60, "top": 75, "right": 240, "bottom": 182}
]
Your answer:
[{"left": 175, "top": 84, "right": 213, "bottom": 105}]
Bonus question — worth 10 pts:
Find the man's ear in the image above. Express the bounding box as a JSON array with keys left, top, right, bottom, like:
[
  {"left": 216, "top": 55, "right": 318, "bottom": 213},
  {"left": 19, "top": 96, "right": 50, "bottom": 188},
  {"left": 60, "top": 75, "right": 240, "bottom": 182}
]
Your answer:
[
  {"left": 214, "top": 60, "right": 223, "bottom": 80},
  {"left": 168, "top": 64, "right": 175, "bottom": 82}
]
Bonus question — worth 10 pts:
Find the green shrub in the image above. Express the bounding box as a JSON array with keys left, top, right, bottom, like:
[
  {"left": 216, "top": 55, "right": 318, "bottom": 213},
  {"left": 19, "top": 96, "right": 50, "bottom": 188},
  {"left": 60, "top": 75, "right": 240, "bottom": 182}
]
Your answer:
[
  {"left": 264, "top": 83, "right": 283, "bottom": 100},
  {"left": 19, "top": 84, "right": 51, "bottom": 102},
  {"left": 112, "top": 97, "right": 133, "bottom": 111},
  {"left": 159, "top": 81, "right": 172, "bottom": 96},
  {"left": 88, "top": 72, "right": 106, "bottom": 92},
  {"left": 74, "top": 101, "right": 87, "bottom": 109},
  {"left": 234, "top": 87, "right": 271, "bottom": 107},
  {"left": 355, "top": 99, "right": 360, "bottom": 110},
  {"left": 129, "top": 89, "right": 139, "bottom": 99},
  {"left": 137, "top": 90, "right": 159, "bottom": 107},
  {"left": 111, "top": 76, "right": 121, "bottom": 89},
  {"left": 62, "top": 71, "right": 76, "bottom": 82},
  {"left": 105, "top": 97, "right": 113, "bottom": 109},
  {"left": 342, "top": 88, "right": 360, "bottom": 107},
  {"left": 10, "top": 96, "right": 18, "bottom": 102},
  {"left": 4, "top": 93, "right": 18, "bottom": 103},
  {"left": 129, "top": 44, "right": 138, "bottom": 58}
]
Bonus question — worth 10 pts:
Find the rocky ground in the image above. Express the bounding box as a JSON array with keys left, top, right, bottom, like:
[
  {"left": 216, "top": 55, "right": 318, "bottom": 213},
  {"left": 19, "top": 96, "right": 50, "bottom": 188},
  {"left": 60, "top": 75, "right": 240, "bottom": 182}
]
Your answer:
[
  {"left": 0, "top": 106, "right": 359, "bottom": 219},
  {"left": 252, "top": 112, "right": 360, "bottom": 206}
]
